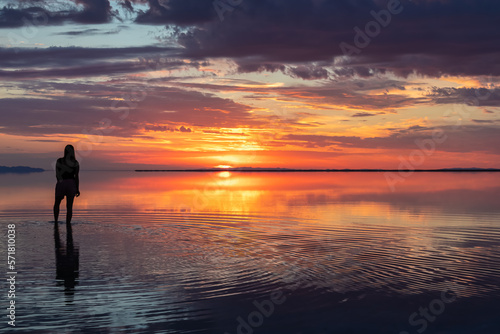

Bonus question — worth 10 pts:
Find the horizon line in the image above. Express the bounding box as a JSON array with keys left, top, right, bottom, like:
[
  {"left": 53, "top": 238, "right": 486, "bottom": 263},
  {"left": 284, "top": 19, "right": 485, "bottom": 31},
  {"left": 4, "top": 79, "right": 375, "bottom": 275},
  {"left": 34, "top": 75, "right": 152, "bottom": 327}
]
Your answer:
[
  {"left": 134, "top": 168, "right": 500, "bottom": 173},
  {"left": 2, "top": 166, "right": 500, "bottom": 173}
]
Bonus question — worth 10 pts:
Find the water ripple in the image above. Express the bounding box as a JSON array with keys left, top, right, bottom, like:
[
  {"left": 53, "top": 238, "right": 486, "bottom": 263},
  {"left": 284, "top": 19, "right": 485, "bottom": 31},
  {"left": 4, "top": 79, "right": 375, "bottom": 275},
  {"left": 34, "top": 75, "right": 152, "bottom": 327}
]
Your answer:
[{"left": 3, "top": 206, "right": 500, "bottom": 333}]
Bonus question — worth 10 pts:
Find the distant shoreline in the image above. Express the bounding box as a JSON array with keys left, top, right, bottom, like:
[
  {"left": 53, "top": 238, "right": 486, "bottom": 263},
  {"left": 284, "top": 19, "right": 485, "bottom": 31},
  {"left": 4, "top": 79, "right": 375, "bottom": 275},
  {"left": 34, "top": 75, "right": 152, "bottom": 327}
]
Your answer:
[
  {"left": 0, "top": 166, "right": 45, "bottom": 174},
  {"left": 135, "top": 168, "right": 500, "bottom": 173}
]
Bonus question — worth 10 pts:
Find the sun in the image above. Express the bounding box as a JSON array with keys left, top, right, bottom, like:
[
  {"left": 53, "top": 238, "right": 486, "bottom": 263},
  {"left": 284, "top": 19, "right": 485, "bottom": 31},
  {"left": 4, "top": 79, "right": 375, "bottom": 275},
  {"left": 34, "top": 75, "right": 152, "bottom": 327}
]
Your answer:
[{"left": 215, "top": 165, "right": 233, "bottom": 169}]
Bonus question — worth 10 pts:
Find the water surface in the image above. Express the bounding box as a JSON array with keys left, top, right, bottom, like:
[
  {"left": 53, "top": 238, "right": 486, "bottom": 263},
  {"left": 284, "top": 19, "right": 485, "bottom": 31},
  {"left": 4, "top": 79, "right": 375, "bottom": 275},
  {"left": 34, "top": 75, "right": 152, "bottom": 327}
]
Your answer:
[{"left": 1, "top": 171, "right": 499, "bottom": 333}]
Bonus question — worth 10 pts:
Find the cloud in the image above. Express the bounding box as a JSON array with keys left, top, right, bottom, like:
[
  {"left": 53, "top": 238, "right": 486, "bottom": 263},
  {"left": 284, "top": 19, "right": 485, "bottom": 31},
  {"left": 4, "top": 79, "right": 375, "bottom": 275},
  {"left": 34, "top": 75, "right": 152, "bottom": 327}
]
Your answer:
[
  {"left": 352, "top": 112, "right": 377, "bottom": 117},
  {"left": 0, "top": 0, "right": 116, "bottom": 27},
  {"left": 429, "top": 87, "right": 500, "bottom": 106},
  {"left": 281, "top": 125, "right": 500, "bottom": 154},
  {"left": 144, "top": 124, "right": 193, "bottom": 132},
  {"left": 166, "top": 79, "right": 427, "bottom": 112},
  {"left": 471, "top": 119, "right": 495, "bottom": 124},
  {"left": 236, "top": 62, "right": 287, "bottom": 75},
  {"left": 165, "top": 0, "right": 500, "bottom": 77},
  {"left": 0, "top": 60, "right": 187, "bottom": 79},
  {"left": 0, "top": 46, "right": 179, "bottom": 69},
  {"left": 0, "top": 46, "right": 203, "bottom": 79},
  {"left": 53, "top": 27, "right": 122, "bottom": 35},
  {"left": 144, "top": 124, "right": 175, "bottom": 132},
  {"left": 0, "top": 5, "right": 62, "bottom": 28},
  {"left": 0, "top": 82, "right": 265, "bottom": 137},
  {"left": 3, "top": 0, "right": 500, "bottom": 79},
  {"left": 407, "top": 125, "right": 426, "bottom": 131},
  {"left": 135, "top": 0, "right": 216, "bottom": 25},
  {"left": 120, "top": 0, "right": 135, "bottom": 12},
  {"left": 74, "top": 0, "right": 116, "bottom": 24},
  {"left": 286, "top": 65, "right": 330, "bottom": 80}
]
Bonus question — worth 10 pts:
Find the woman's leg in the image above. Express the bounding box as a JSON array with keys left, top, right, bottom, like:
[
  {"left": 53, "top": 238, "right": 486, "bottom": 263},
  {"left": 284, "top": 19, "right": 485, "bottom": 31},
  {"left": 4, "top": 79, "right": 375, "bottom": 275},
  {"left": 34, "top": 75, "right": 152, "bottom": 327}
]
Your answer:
[
  {"left": 66, "top": 195, "right": 75, "bottom": 225},
  {"left": 54, "top": 196, "right": 63, "bottom": 222}
]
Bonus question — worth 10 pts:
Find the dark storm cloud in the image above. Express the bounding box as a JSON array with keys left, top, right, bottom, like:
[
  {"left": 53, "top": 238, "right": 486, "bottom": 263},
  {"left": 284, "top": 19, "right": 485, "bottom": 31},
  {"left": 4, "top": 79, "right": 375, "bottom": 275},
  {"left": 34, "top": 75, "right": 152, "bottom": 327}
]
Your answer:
[
  {"left": 2, "top": 0, "right": 499, "bottom": 78},
  {"left": 0, "top": 5, "right": 61, "bottom": 28},
  {"left": 0, "top": 0, "right": 116, "bottom": 27},
  {"left": 135, "top": 0, "right": 216, "bottom": 25},
  {"left": 74, "top": 0, "right": 116, "bottom": 23},
  {"left": 164, "top": 0, "right": 500, "bottom": 77}
]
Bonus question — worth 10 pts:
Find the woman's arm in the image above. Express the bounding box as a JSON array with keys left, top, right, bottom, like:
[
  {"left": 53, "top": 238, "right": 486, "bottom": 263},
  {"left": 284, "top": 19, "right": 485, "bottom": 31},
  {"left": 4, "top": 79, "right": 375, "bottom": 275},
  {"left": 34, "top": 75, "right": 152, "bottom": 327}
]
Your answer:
[
  {"left": 56, "top": 159, "right": 62, "bottom": 182},
  {"left": 75, "top": 163, "right": 80, "bottom": 197}
]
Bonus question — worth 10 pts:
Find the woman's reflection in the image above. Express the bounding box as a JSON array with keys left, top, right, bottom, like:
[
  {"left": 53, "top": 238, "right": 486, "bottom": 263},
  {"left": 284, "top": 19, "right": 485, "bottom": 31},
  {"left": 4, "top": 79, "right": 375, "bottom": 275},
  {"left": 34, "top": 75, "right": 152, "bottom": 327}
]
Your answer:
[{"left": 54, "top": 222, "right": 79, "bottom": 297}]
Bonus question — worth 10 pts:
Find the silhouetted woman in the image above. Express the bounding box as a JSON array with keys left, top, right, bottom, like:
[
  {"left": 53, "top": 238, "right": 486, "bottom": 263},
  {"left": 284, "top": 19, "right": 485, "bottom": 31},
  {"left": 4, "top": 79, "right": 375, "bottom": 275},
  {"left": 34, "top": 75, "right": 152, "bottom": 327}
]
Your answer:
[{"left": 54, "top": 145, "right": 80, "bottom": 225}]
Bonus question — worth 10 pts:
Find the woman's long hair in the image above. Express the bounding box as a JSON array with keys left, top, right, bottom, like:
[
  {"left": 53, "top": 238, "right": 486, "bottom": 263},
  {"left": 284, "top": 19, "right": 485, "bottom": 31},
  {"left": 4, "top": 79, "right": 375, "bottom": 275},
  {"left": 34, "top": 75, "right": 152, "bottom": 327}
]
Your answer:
[{"left": 63, "top": 145, "right": 77, "bottom": 163}]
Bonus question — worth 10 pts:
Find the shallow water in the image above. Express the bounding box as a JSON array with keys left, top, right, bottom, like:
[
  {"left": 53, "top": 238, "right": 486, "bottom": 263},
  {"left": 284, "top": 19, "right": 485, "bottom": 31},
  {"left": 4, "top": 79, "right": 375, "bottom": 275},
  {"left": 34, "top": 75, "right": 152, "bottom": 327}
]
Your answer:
[{"left": 1, "top": 171, "right": 500, "bottom": 333}]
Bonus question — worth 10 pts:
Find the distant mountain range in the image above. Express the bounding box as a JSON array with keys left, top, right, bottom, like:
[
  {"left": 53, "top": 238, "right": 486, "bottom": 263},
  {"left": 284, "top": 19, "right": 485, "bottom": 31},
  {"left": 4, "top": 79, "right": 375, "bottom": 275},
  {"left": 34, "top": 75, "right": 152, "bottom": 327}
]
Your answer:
[
  {"left": 0, "top": 166, "right": 45, "bottom": 173},
  {"left": 136, "top": 167, "right": 500, "bottom": 172}
]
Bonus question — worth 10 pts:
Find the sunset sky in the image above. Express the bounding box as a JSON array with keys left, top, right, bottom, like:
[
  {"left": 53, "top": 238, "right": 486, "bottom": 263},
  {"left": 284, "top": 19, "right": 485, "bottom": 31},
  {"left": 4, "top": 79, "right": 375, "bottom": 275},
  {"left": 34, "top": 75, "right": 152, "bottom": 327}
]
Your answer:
[{"left": 1, "top": 0, "right": 499, "bottom": 170}]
